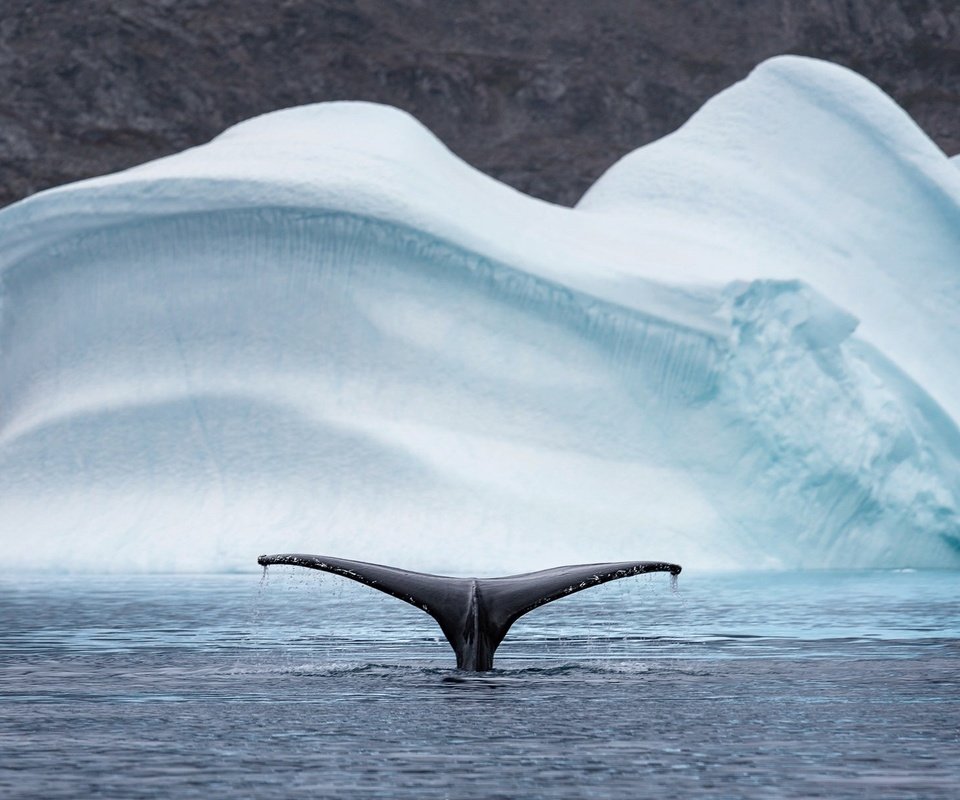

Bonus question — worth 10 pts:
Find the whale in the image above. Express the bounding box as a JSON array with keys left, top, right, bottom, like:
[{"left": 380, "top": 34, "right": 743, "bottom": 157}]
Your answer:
[{"left": 257, "top": 554, "right": 681, "bottom": 670}]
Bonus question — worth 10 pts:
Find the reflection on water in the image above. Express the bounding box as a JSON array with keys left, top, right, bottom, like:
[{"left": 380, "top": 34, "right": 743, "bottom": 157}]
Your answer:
[{"left": 1, "top": 570, "right": 958, "bottom": 798}]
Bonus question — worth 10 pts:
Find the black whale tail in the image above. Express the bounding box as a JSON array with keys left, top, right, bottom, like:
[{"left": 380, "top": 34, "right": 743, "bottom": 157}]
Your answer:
[{"left": 257, "top": 554, "right": 681, "bottom": 671}]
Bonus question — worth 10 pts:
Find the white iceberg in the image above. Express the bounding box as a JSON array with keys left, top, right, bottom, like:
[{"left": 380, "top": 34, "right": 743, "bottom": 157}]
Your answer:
[{"left": 2, "top": 55, "right": 959, "bottom": 572}]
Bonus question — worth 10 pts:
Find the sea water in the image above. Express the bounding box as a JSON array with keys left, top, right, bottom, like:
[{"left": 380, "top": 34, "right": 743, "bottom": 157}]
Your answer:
[{"left": 1, "top": 569, "right": 958, "bottom": 798}]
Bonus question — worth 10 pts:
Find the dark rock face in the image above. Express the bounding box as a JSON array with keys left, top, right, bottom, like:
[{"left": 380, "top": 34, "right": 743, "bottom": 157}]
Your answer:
[{"left": 1, "top": 0, "right": 958, "bottom": 208}]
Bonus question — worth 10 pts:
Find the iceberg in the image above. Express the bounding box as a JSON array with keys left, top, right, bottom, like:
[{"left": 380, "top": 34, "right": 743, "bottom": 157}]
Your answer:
[{"left": 2, "top": 55, "right": 959, "bottom": 572}]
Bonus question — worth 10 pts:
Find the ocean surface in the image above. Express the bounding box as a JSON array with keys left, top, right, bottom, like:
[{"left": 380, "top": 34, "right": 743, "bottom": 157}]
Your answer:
[{"left": 1, "top": 568, "right": 958, "bottom": 798}]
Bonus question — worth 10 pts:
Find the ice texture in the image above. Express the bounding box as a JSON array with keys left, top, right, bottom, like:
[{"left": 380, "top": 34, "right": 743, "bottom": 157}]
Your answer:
[{"left": 2, "top": 56, "right": 959, "bottom": 572}]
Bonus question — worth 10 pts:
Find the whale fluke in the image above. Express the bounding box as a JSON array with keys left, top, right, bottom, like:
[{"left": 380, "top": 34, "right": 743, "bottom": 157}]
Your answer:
[{"left": 257, "top": 553, "right": 681, "bottom": 671}]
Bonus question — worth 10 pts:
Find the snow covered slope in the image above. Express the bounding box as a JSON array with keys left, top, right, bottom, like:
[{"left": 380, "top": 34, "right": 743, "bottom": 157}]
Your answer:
[{"left": 2, "top": 55, "right": 959, "bottom": 572}]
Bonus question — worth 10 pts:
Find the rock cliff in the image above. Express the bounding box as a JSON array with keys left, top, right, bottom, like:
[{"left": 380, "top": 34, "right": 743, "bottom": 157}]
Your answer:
[{"left": 1, "top": 0, "right": 957, "bottom": 207}]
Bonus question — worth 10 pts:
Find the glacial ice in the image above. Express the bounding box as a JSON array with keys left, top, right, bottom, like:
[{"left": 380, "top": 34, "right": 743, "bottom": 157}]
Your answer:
[{"left": 1, "top": 55, "right": 959, "bottom": 572}]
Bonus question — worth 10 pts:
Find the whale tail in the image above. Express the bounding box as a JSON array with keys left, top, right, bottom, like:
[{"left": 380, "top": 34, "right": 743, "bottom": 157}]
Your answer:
[{"left": 257, "top": 553, "right": 681, "bottom": 671}]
